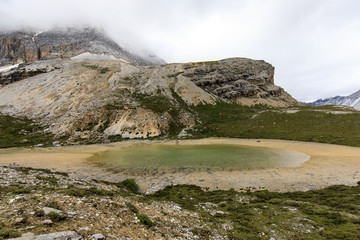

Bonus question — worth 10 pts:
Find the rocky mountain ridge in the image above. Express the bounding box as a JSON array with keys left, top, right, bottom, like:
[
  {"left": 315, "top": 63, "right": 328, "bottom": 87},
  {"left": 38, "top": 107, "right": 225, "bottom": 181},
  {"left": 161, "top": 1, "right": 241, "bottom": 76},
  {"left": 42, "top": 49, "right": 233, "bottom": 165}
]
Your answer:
[
  {"left": 0, "top": 27, "right": 165, "bottom": 66},
  {"left": 0, "top": 28, "right": 299, "bottom": 142},
  {"left": 308, "top": 90, "right": 360, "bottom": 110}
]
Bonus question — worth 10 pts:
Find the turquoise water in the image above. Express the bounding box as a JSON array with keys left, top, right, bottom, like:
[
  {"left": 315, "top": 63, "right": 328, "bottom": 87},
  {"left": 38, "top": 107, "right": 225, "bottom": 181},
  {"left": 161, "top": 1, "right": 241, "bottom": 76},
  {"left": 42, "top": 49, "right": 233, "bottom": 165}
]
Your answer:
[{"left": 87, "top": 144, "right": 308, "bottom": 175}]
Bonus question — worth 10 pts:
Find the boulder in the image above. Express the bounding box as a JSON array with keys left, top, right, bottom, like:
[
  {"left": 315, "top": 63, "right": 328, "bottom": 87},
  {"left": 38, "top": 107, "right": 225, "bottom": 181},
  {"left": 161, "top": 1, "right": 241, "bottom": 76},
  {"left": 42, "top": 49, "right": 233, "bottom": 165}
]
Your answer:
[{"left": 91, "top": 234, "right": 105, "bottom": 240}]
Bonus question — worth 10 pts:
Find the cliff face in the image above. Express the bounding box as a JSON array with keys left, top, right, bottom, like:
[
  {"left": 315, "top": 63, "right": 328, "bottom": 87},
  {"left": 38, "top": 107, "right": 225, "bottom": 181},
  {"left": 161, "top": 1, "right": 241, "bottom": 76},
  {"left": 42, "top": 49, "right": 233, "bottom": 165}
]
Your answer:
[
  {"left": 0, "top": 28, "right": 166, "bottom": 66},
  {"left": 181, "top": 59, "right": 279, "bottom": 99}
]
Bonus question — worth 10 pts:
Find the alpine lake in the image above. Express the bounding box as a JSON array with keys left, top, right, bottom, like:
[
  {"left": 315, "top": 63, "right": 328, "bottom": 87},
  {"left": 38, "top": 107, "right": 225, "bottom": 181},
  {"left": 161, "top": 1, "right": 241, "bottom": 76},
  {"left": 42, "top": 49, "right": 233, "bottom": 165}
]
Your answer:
[{"left": 87, "top": 143, "right": 309, "bottom": 176}]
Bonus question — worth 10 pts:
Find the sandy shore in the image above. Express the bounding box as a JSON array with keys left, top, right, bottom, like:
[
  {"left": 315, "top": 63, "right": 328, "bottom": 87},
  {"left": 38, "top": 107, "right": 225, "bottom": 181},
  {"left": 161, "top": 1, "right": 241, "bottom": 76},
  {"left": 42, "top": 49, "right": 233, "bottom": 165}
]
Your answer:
[{"left": 0, "top": 138, "right": 359, "bottom": 193}]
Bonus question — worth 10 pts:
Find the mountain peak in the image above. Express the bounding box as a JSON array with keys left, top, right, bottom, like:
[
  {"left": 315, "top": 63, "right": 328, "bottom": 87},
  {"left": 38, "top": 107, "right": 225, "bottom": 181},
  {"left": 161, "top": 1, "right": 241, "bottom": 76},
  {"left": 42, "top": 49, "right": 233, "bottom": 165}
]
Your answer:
[
  {"left": 307, "top": 89, "right": 360, "bottom": 110},
  {"left": 0, "top": 27, "right": 166, "bottom": 66}
]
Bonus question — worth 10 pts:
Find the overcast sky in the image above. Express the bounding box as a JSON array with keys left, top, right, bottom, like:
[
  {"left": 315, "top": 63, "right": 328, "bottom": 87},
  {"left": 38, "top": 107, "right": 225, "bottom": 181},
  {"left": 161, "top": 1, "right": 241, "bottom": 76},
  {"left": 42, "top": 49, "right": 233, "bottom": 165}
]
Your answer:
[{"left": 1, "top": 0, "right": 360, "bottom": 102}]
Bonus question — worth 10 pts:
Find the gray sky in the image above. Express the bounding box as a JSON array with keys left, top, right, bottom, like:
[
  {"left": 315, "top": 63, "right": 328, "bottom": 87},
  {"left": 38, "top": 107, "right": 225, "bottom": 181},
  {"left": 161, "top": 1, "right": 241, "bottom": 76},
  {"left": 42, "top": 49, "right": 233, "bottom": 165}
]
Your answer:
[{"left": 1, "top": 0, "right": 360, "bottom": 102}]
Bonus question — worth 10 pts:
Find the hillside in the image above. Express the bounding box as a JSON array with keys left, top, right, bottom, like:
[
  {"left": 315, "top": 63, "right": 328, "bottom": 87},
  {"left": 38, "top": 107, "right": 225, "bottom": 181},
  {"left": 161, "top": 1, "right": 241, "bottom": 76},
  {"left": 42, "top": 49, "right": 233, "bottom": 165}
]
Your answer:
[
  {"left": 1, "top": 27, "right": 360, "bottom": 149},
  {"left": 0, "top": 32, "right": 298, "bottom": 143}
]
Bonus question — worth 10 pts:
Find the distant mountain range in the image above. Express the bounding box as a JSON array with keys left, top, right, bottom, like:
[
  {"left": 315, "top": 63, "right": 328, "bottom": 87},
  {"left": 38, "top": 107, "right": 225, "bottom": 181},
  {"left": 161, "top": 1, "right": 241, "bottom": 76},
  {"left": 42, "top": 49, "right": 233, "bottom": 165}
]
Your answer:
[{"left": 307, "top": 90, "right": 360, "bottom": 110}]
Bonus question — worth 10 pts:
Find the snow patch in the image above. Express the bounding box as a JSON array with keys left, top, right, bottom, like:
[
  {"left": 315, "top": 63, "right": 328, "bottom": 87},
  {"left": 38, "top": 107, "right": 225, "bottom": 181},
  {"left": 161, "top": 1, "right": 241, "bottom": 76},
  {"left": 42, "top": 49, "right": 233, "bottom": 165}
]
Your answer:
[
  {"left": 71, "top": 52, "right": 129, "bottom": 63},
  {"left": 32, "top": 31, "right": 45, "bottom": 42}
]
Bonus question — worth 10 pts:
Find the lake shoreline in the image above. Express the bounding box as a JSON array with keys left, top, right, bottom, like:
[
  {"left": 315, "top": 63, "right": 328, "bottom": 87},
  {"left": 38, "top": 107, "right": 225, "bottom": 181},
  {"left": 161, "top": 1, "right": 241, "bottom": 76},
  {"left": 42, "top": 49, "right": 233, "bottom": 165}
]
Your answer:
[{"left": 0, "top": 138, "right": 359, "bottom": 193}]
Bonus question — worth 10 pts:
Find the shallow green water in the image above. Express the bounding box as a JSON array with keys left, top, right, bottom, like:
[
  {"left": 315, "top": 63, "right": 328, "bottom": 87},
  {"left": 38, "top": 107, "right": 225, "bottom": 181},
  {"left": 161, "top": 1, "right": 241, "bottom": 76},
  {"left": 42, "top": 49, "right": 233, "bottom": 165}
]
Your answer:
[{"left": 87, "top": 144, "right": 309, "bottom": 175}]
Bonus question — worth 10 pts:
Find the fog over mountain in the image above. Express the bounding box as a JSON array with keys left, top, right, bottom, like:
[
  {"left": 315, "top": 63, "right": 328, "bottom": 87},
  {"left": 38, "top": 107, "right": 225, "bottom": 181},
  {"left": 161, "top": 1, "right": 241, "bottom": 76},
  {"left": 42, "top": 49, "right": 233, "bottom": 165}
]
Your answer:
[{"left": 1, "top": 0, "right": 360, "bottom": 102}]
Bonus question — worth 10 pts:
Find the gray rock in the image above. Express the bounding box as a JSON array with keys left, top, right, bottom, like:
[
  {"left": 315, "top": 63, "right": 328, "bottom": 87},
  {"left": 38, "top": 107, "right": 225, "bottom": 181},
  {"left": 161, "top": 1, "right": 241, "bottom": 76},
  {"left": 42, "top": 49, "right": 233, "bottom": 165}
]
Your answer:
[
  {"left": 42, "top": 207, "right": 62, "bottom": 215},
  {"left": 52, "top": 142, "right": 61, "bottom": 147},
  {"left": 67, "top": 211, "right": 77, "bottom": 217},
  {"left": 91, "top": 234, "right": 105, "bottom": 240},
  {"left": 78, "top": 227, "right": 90, "bottom": 232},
  {"left": 14, "top": 217, "right": 25, "bottom": 224},
  {"left": 173, "top": 205, "right": 182, "bottom": 211},
  {"left": 41, "top": 219, "right": 53, "bottom": 225},
  {"left": 9, "top": 232, "right": 35, "bottom": 240},
  {"left": 35, "top": 231, "right": 83, "bottom": 240}
]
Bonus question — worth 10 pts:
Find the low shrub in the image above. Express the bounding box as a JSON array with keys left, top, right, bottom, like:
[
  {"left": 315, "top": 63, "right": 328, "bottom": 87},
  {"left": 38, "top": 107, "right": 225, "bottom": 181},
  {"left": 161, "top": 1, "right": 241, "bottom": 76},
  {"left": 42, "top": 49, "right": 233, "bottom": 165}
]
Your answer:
[
  {"left": 136, "top": 214, "right": 154, "bottom": 227},
  {"left": 0, "top": 229, "right": 21, "bottom": 239},
  {"left": 118, "top": 179, "right": 140, "bottom": 193},
  {"left": 48, "top": 212, "right": 67, "bottom": 222}
]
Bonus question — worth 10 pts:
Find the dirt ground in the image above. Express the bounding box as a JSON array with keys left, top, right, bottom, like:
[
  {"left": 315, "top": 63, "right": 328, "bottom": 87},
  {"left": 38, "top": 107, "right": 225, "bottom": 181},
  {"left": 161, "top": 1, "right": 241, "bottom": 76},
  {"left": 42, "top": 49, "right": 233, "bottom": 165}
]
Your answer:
[{"left": 1, "top": 138, "right": 359, "bottom": 193}]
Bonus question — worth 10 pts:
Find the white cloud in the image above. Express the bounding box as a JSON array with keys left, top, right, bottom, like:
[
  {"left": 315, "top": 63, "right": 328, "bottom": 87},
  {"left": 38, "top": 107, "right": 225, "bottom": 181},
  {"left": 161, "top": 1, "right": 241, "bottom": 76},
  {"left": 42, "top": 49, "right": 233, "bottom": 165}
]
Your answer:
[{"left": 1, "top": 0, "right": 360, "bottom": 101}]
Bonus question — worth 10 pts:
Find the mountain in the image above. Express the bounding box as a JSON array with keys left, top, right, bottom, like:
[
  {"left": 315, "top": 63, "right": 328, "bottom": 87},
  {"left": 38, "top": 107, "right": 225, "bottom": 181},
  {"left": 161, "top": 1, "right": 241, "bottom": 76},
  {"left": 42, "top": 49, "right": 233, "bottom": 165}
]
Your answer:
[
  {"left": 307, "top": 90, "right": 360, "bottom": 110},
  {"left": 0, "top": 27, "right": 166, "bottom": 66},
  {"left": 0, "top": 27, "right": 299, "bottom": 141}
]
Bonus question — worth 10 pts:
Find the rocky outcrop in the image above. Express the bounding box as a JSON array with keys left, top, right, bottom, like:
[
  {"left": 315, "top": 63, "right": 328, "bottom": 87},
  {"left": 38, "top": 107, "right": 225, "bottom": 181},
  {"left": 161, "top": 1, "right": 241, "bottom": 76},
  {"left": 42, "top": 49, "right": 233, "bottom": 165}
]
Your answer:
[
  {"left": 0, "top": 60, "right": 55, "bottom": 85},
  {"left": 0, "top": 164, "right": 216, "bottom": 239},
  {"left": 307, "top": 90, "right": 360, "bottom": 110},
  {"left": 179, "top": 58, "right": 295, "bottom": 105},
  {"left": 0, "top": 27, "right": 299, "bottom": 140},
  {"left": 0, "top": 56, "right": 298, "bottom": 140},
  {"left": 0, "top": 27, "right": 166, "bottom": 66}
]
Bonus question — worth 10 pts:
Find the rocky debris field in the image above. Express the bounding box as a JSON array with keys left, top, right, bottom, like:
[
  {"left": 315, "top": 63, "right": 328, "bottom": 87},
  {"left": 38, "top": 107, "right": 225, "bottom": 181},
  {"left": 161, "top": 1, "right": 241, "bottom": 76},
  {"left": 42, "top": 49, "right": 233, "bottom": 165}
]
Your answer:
[
  {"left": 1, "top": 163, "right": 360, "bottom": 239},
  {"left": 0, "top": 164, "right": 222, "bottom": 240}
]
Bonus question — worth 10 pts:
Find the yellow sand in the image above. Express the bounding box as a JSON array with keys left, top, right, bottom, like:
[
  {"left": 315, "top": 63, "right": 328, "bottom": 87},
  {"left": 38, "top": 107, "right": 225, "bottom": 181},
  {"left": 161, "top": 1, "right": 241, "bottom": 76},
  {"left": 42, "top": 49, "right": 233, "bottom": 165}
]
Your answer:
[{"left": 0, "top": 138, "right": 359, "bottom": 193}]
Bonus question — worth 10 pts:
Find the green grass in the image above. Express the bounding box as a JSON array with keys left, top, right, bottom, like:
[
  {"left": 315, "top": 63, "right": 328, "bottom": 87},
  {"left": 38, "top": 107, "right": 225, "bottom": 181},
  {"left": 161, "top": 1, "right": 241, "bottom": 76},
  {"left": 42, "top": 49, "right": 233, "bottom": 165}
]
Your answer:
[
  {"left": 0, "top": 115, "right": 55, "bottom": 148},
  {"left": 150, "top": 183, "right": 360, "bottom": 239},
  {"left": 48, "top": 212, "right": 67, "bottom": 222},
  {"left": 191, "top": 102, "right": 360, "bottom": 147},
  {"left": 0, "top": 229, "right": 21, "bottom": 239},
  {"left": 191, "top": 60, "right": 219, "bottom": 66},
  {"left": 14, "top": 167, "right": 68, "bottom": 177},
  {"left": 136, "top": 214, "right": 154, "bottom": 227},
  {"left": 132, "top": 92, "right": 175, "bottom": 114},
  {"left": 35, "top": 175, "right": 58, "bottom": 185},
  {"left": 117, "top": 179, "right": 140, "bottom": 194},
  {"left": 61, "top": 186, "right": 116, "bottom": 197},
  {"left": 83, "top": 64, "right": 110, "bottom": 74}
]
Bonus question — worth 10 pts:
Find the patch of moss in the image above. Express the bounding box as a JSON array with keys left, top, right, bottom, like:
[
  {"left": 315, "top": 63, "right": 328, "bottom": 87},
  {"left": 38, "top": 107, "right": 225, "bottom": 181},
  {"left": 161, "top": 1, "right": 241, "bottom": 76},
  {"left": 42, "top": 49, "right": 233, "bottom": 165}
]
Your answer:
[
  {"left": 35, "top": 175, "right": 58, "bottom": 185},
  {"left": 0, "top": 229, "right": 21, "bottom": 239},
  {"left": 48, "top": 212, "right": 66, "bottom": 222},
  {"left": 136, "top": 214, "right": 154, "bottom": 227},
  {"left": 61, "top": 186, "right": 116, "bottom": 197},
  {"left": 132, "top": 92, "right": 174, "bottom": 114},
  {"left": 83, "top": 64, "right": 110, "bottom": 74}
]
